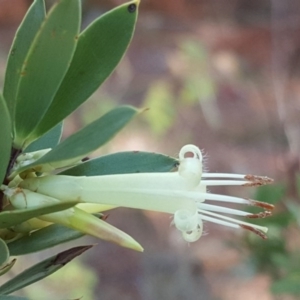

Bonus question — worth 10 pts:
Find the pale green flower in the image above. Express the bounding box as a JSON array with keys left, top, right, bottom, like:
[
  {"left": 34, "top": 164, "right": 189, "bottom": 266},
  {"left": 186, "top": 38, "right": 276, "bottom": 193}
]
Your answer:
[{"left": 7, "top": 144, "right": 273, "bottom": 242}]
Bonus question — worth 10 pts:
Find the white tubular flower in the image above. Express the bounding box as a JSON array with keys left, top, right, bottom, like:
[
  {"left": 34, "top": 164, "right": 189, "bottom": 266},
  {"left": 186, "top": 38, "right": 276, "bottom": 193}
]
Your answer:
[{"left": 19, "top": 144, "right": 274, "bottom": 242}]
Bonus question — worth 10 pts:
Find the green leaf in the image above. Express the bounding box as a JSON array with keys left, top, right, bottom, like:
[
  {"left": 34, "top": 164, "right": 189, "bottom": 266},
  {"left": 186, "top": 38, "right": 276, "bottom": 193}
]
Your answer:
[
  {"left": 61, "top": 151, "right": 178, "bottom": 176},
  {"left": 3, "top": 0, "right": 46, "bottom": 122},
  {"left": 13, "top": 0, "right": 81, "bottom": 148},
  {"left": 8, "top": 224, "right": 83, "bottom": 256},
  {"left": 24, "top": 122, "right": 63, "bottom": 153},
  {"left": 19, "top": 106, "right": 138, "bottom": 172},
  {"left": 0, "top": 296, "right": 28, "bottom": 300},
  {"left": 0, "top": 201, "right": 78, "bottom": 229},
  {"left": 0, "top": 238, "right": 9, "bottom": 266},
  {"left": 32, "top": 0, "right": 139, "bottom": 138},
  {"left": 0, "top": 245, "right": 93, "bottom": 295},
  {"left": 0, "top": 95, "right": 12, "bottom": 184}
]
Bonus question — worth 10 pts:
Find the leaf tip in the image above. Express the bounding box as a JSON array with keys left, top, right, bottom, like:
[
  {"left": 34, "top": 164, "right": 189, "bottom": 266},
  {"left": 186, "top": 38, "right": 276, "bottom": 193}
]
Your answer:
[{"left": 52, "top": 245, "right": 94, "bottom": 266}]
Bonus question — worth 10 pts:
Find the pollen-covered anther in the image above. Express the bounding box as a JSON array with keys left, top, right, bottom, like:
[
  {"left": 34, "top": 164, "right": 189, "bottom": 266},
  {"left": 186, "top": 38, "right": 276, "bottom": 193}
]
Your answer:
[
  {"left": 244, "top": 175, "right": 274, "bottom": 186},
  {"left": 240, "top": 224, "right": 268, "bottom": 240},
  {"left": 246, "top": 211, "right": 272, "bottom": 219},
  {"left": 248, "top": 199, "right": 275, "bottom": 210}
]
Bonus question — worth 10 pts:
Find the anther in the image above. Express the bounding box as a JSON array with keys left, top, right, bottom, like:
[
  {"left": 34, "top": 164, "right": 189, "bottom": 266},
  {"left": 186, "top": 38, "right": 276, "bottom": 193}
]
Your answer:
[
  {"left": 246, "top": 211, "right": 272, "bottom": 219},
  {"left": 240, "top": 224, "right": 268, "bottom": 239},
  {"left": 244, "top": 175, "right": 274, "bottom": 186},
  {"left": 248, "top": 199, "right": 275, "bottom": 210}
]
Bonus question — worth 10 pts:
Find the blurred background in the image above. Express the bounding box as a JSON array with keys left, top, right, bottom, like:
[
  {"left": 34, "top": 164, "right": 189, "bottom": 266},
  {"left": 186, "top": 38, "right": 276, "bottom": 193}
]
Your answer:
[{"left": 1, "top": 0, "right": 300, "bottom": 299}]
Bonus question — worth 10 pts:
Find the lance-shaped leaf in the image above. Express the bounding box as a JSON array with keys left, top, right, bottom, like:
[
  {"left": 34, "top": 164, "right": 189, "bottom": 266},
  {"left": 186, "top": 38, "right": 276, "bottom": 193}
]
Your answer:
[
  {"left": 8, "top": 224, "right": 83, "bottom": 256},
  {"left": 0, "top": 95, "right": 12, "bottom": 184},
  {"left": 0, "top": 201, "right": 78, "bottom": 229},
  {"left": 0, "top": 238, "right": 9, "bottom": 267},
  {"left": 0, "top": 245, "right": 93, "bottom": 295},
  {"left": 24, "top": 122, "right": 63, "bottom": 153},
  {"left": 31, "top": 0, "right": 139, "bottom": 140},
  {"left": 16, "top": 106, "right": 138, "bottom": 174},
  {"left": 3, "top": 0, "right": 45, "bottom": 122},
  {"left": 61, "top": 151, "right": 178, "bottom": 176},
  {"left": 13, "top": 0, "right": 81, "bottom": 149}
]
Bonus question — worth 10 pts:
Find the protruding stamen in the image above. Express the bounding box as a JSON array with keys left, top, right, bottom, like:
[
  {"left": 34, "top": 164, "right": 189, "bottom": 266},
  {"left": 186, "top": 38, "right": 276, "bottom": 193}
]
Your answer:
[
  {"left": 249, "top": 199, "right": 275, "bottom": 210},
  {"left": 200, "top": 214, "right": 239, "bottom": 228},
  {"left": 246, "top": 211, "right": 272, "bottom": 218},
  {"left": 240, "top": 224, "right": 268, "bottom": 239},
  {"left": 202, "top": 173, "right": 247, "bottom": 179},
  {"left": 201, "top": 180, "right": 251, "bottom": 186},
  {"left": 198, "top": 192, "right": 251, "bottom": 205},
  {"left": 201, "top": 175, "right": 273, "bottom": 187},
  {"left": 198, "top": 203, "right": 250, "bottom": 216},
  {"left": 198, "top": 209, "right": 268, "bottom": 232}
]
